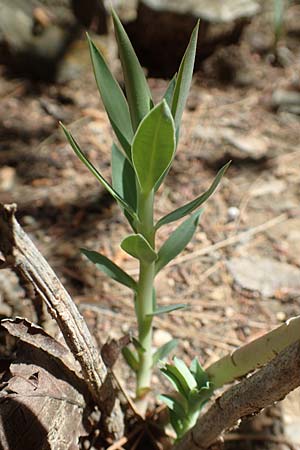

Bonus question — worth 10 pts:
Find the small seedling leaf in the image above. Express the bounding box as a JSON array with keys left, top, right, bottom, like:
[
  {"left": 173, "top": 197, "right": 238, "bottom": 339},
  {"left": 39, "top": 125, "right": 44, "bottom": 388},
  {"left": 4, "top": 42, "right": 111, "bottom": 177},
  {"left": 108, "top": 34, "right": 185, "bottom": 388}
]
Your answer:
[
  {"left": 61, "top": 124, "right": 137, "bottom": 221},
  {"left": 132, "top": 100, "right": 176, "bottom": 194},
  {"left": 171, "top": 21, "right": 199, "bottom": 129},
  {"left": 174, "top": 357, "right": 197, "bottom": 391},
  {"left": 132, "top": 337, "right": 146, "bottom": 354},
  {"left": 161, "top": 362, "right": 193, "bottom": 398},
  {"left": 159, "top": 393, "right": 187, "bottom": 417},
  {"left": 121, "top": 234, "right": 157, "bottom": 262},
  {"left": 147, "top": 304, "right": 186, "bottom": 317},
  {"left": 87, "top": 35, "right": 133, "bottom": 157},
  {"left": 152, "top": 338, "right": 178, "bottom": 366},
  {"left": 190, "top": 358, "right": 208, "bottom": 388},
  {"left": 156, "top": 161, "right": 230, "bottom": 229},
  {"left": 81, "top": 248, "right": 137, "bottom": 291},
  {"left": 155, "top": 209, "right": 203, "bottom": 274},
  {"left": 112, "top": 9, "right": 152, "bottom": 131},
  {"left": 122, "top": 347, "right": 139, "bottom": 372}
]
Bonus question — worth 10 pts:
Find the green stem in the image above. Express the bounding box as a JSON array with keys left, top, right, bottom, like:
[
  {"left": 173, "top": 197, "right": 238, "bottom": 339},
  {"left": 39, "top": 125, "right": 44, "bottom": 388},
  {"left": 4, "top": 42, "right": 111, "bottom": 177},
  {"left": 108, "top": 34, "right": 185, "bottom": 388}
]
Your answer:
[{"left": 135, "top": 189, "right": 155, "bottom": 397}]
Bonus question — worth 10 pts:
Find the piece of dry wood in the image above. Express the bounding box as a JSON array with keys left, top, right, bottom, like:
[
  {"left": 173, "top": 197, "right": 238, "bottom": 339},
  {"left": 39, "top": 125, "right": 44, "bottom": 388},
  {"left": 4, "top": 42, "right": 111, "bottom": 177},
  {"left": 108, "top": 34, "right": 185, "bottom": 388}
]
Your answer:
[
  {"left": 174, "top": 340, "right": 300, "bottom": 450},
  {"left": 0, "top": 203, "right": 124, "bottom": 439}
]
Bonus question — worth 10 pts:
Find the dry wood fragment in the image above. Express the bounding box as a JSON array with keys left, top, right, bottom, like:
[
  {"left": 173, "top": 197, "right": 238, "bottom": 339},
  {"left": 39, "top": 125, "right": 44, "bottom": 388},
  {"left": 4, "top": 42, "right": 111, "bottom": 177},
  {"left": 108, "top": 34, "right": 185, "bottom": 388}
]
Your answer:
[{"left": 0, "top": 203, "right": 124, "bottom": 439}]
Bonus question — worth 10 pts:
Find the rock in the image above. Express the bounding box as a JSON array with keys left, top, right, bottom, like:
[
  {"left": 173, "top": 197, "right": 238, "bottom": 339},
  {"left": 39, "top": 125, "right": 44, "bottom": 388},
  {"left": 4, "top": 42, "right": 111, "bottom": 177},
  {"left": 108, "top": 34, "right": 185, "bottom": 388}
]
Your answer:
[
  {"left": 125, "top": 0, "right": 260, "bottom": 76},
  {"left": 271, "top": 89, "right": 300, "bottom": 115},
  {"left": 0, "top": 0, "right": 107, "bottom": 80},
  {"left": 0, "top": 166, "right": 16, "bottom": 191},
  {"left": 227, "top": 206, "right": 240, "bottom": 222},
  {"left": 221, "top": 129, "right": 269, "bottom": 159},
  {"left": 153, "top": 329, "right": 173, "bottom": 347},
  {"left": 266, "top": 218, "right": 300, "bottom": 267},
  {"left": 226, "top": 256, "right": 300, "bottom": 298},
  {"left": 193, "top": 125, "right": 269, "bottom": 162}
]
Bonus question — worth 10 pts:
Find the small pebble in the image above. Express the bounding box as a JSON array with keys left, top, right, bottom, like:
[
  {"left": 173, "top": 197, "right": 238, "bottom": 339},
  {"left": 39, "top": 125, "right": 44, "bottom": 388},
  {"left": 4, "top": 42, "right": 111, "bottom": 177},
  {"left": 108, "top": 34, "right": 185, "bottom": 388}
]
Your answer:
[
  {"left": 276, "top": 311, "right": 286, "bottom": 322},
  {"left": 227, "top": 206, "right": 240, "bottom": 221},
  {"left": 153, "top": 329, "right": 173, "bottom": 347}
]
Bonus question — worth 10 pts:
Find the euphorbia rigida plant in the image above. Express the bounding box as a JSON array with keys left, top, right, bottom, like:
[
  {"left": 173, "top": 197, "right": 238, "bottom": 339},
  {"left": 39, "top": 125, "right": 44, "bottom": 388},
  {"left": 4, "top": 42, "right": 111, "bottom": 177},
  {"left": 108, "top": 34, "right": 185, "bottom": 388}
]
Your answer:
[{"left": 61, "top": 9, "right": 228, "bottom": 426}]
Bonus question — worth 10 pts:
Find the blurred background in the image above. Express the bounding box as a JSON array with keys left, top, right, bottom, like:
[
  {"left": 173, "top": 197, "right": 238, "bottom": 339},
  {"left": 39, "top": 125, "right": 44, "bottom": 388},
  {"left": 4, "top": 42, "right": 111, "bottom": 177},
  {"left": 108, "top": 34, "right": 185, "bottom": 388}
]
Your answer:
[{"left": 0, "top": 1, "right": 300, "bottom": 449}]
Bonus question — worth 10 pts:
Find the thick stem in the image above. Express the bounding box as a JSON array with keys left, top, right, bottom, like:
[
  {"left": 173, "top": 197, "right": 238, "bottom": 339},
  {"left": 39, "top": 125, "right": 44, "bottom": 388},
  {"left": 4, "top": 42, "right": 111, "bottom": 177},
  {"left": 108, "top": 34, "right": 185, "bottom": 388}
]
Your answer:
[
  {"left": 135, "top": 190, "right": 155, "bottom": 397},
  {"left": 136, "top": 260, "right": 155, "bottom": 394}
]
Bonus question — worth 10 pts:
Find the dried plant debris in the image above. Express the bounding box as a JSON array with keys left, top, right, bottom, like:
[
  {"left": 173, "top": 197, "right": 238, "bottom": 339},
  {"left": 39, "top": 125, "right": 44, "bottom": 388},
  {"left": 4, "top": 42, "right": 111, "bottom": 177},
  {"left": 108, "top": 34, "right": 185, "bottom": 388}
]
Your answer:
[{"left": 0, "top": 318, "right": 88, "bottom": 450}]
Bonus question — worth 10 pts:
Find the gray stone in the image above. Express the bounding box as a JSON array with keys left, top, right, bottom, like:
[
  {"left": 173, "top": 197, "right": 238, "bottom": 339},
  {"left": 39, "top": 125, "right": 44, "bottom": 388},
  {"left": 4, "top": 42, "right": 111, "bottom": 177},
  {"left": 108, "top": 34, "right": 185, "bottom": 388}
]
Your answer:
[
  {"left": 126, "top": 0, "right": 260, "bottom": 76},
  {"left": 193, "top": 125, "right": 269, "bottom": 162},
  {"left": 272, "top": 89, "right": 300, "bottom": 115},
  {"left": 141, "top": 0, "right": 260, "bottom": 22},
  {"left": 0, "top": 0, "right": 107, "bottom": 80},
  {"left": 227, "top": 256, "right": 300, "bottom": 297}
]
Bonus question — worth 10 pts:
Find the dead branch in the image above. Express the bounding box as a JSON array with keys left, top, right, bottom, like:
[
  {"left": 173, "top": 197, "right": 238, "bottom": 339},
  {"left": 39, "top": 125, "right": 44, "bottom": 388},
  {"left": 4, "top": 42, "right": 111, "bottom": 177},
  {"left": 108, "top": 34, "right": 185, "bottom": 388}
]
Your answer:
[
  {"left": 174, "top": 340, "right": 300, "bottom": 450},
  {"left": 0, "top": 203, "right": 124, "bottom": 439}
]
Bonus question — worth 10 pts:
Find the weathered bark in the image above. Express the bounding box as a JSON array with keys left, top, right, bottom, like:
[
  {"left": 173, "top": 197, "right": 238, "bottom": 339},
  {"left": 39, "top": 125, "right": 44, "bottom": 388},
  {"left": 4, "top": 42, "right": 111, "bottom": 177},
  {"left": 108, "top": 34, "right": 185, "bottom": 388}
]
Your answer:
[
  {"left": 174, "top": 340, "right": 300, "bottom": 450},
  {"left": 0, "top": 203, "right": 124, "bottom": 439}
]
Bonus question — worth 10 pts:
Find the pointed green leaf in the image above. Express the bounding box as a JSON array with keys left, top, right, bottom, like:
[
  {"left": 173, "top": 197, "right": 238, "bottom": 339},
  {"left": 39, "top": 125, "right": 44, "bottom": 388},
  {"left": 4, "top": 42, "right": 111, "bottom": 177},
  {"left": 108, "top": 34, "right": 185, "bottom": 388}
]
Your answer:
[
  {"left": 122, "top": 347, "right": 139, "bottom": 372},
  {"left": 152, "top": 338, "right": 178, "bottom": 366},
  {"left": 190, "top": 358, "right": 208, "bottom": 388},
  {"left": 121, "top": 234, "right": 157, "bottom": 262},
  {"left": 155, "top": 209, "right": 203, "bottom": 274},
  {"left": 147, "top": 304, "right": 186, "bottom": 317},
  {"left": 171, "top": 21, "right": 199, "bottom": 129},
  {"left": 111, "top": 143, "right": 137, "bottom": 210},
  {"left": 81, "top": 248, "right": 137, "bottom": 291},
  {"left": 163, "top": 73, "right": 177, "bottom": 108},
  {"left": 61, "top": 124, "right": 137, "bottom": 221},
  {"left": 161, "top": 363, "right": 192, "bottom": 398},
  {"left": 108, "top": 113, "right": 132, "bottom": 158},
  {"left": 132, "top": 100, "right": 176, "bottom": 194},
  {"left": 159, "top": 393, "right": 187, "bottom": 417},
  {"left": 132, "top": 337, "right": 146, "bottom": 354},
  {"left": 173, "top": 357, "right": 197, "bottom": 391},
  {"left": 112, "top": 9, "right": 152, "bottom": 130},
  {"left": 87, "top": 35, "right": 133, "bottom": 157},
  {"left": 156, "top": 161, "right": 230, "bottom": 229}
]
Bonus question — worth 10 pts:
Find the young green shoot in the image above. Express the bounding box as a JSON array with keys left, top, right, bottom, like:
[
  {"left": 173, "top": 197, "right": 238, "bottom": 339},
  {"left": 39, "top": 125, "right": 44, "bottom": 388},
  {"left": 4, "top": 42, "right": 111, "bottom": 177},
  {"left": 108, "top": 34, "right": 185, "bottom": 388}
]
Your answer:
[{"left": 61, "top": 12, "right": 229, "bottom": 401}]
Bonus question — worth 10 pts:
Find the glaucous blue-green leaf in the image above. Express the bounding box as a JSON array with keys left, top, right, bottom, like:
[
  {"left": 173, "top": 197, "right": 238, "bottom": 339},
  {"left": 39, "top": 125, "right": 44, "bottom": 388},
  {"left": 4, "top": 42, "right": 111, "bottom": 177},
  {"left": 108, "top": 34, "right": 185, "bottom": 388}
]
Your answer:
[
  {"left": 171, "top": 21, "right": 199, "bottom": 129},
  {"left": 111, "top": 143, "right": 137, "bottom": 210},
  {"left": 122, "top": 347, "right": 139, "bottom": 372},
  {"left": 155, "top": 209, "right": 203, "bottom": 274},
  {"left": 152, "top": 338, "right": 178, "bottom": 366},
  {"left": 155, "top": 161, "right": 230, "bottom": 229},
  {"left": 159, "top": 394, "right": 190, "bottom": 439},
  {"left": 159, "top": 393, "right": 187, "bottom": 418},
  {"left": 132, "top": 337, "right": 146, "bottom": 354},
  {"left": 112, "top": 9, "right": 152, "bottom": 131},
  {"left": 132, "top": 100, "right": 176, "bottom": 194},
  {"left": 87, "top": 35, "right": 133, "bottom": 158},
  {"left": 147, "top": 304, "right": 186, "bottom": 317},
  {"left": 61, "top": 124, "right": 137, "bottom": 222},
  {"left": 161, "top": 362, "right": 193, "bottom": 398},
  {"left": 121, "top": 234, "right": 157, "bottom": 262},
  {"left": 81, "top": 248, "right": 137, "bottom": 291},
  {"left": 163, "top": 73, "right": 177, "bottom": 108},
  {"left": 174, "top": 357, "right": 197, "bottom": 391}
]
